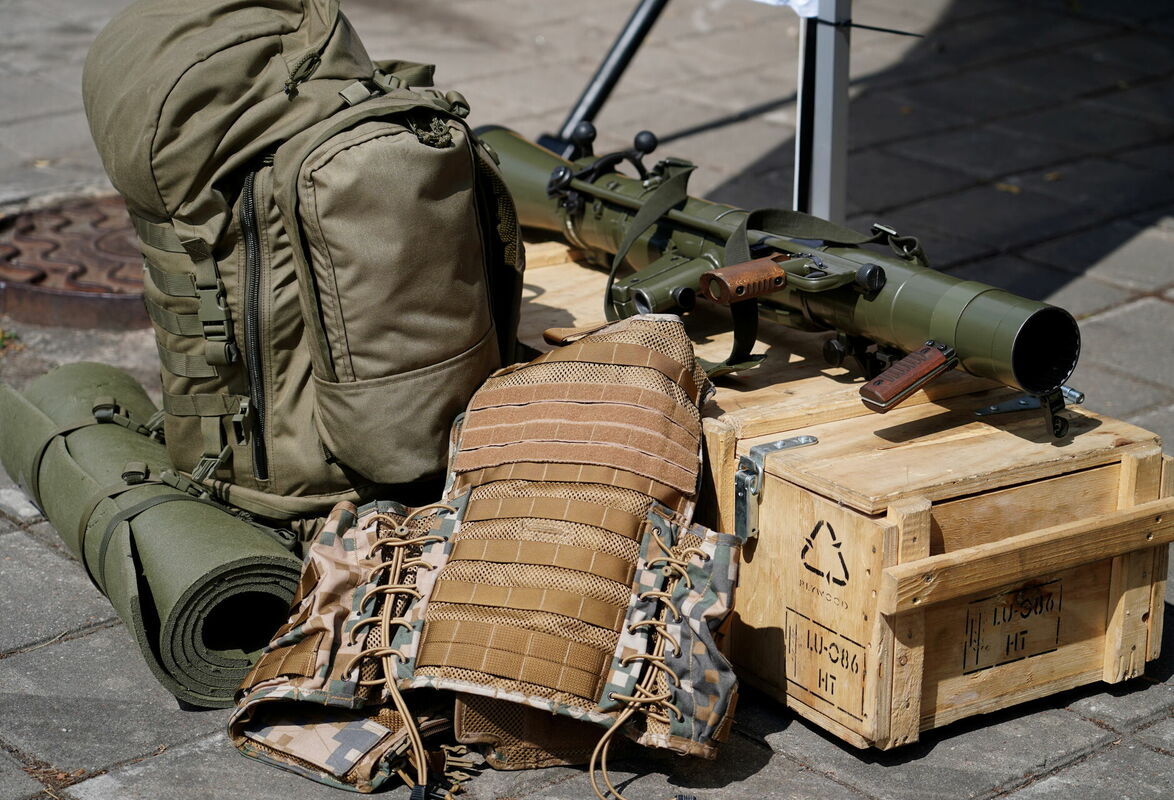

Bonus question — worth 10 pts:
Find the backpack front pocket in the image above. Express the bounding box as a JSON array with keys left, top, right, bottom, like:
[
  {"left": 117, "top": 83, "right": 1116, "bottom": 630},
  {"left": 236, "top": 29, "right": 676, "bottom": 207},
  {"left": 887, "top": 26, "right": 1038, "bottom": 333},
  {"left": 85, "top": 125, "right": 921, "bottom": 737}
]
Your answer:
[{"left": 279, "top": 109, "right": 500, "bottom": 483}]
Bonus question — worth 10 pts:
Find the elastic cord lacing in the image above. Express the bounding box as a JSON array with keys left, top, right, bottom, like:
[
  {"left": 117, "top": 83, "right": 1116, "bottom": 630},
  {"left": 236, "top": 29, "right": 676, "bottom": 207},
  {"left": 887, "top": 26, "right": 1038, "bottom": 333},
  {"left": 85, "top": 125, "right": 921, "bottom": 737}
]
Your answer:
[
  {"left": 588, "top": 527, "right": 710, "bottom": 800},
  {"left": 342, "top": 503, "right": 456, "bottom": 797}
]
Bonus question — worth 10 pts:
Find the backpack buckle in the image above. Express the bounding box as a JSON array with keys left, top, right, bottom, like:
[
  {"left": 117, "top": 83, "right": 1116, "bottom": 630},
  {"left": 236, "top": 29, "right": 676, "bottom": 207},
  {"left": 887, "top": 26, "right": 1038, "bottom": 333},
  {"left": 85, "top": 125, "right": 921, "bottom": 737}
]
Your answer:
[{"left": 192, "top": 445, "right": 231, "bottom": 483}]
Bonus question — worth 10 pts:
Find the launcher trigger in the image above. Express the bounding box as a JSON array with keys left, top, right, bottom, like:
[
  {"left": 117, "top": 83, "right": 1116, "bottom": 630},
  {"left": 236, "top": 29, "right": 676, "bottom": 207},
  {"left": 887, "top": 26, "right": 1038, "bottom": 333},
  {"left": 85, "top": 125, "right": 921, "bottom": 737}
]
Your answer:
[{"left": 859, "top": 340, "right": 958, "bottom": 412}]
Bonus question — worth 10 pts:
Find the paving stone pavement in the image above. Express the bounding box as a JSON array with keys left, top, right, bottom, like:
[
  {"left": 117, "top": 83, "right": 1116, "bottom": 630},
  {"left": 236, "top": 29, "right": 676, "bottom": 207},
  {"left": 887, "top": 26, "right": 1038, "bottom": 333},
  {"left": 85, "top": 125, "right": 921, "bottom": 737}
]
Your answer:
[{"left": 1, "top": 1, "right": 1172, "bottom": 799}]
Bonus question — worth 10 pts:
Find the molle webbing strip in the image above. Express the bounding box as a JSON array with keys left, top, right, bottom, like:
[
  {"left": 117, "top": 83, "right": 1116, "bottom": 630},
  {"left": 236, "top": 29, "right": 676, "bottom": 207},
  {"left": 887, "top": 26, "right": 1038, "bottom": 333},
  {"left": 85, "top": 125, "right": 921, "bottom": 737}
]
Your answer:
[
  {"left": 130, "top": 214, "right": 187, "bottom": 253},
  {"left": 461, "top": 401, "right": 699, "bottom": 454},
  {"left": 156, "top": 342, "right": 218, "bottom": 379},
  {"left": 449, "top": 539, "right": 634, "bottom": 586},
  {"left": 456, "top": 462, "right": 680, "bottom": 507},
  {"left": 524, "top": 342, "right": 699, "bottom": 404},
  {"left": 430, "top": 580, "right": 625, "bottom": 630},
  {"left": 239, "top": 631, "right": 325, "bottom": 691},
  {"left": 418, "top": 619, "right": 608, "bottom": 700},
  {"left": 458, "top": 423, "right": 696, "bottom": 479},
  {"left": 455, "top": 441, "right": 696, "bottom": 496},
  {"left": 144, "top": 260, "right": 197, "bottom": 297},
  {"left": 464, "top": 496, "right": 646, "bottom": 540},
  {"left": 469, "top": 383, "right": 699, "bottom": 434},
  {"left": 145, "top": 297, "right": 203, "bottom": 336},
  {"left": 162, "top": 392, "right": 246, "bottom": 417}
]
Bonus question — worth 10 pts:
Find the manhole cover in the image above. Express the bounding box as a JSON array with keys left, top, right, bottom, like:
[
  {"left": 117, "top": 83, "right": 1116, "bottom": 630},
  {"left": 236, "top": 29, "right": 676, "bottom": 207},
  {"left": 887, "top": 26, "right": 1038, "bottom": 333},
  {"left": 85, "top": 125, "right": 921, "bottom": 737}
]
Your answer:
[{"left": 0, "top": 195, "right": 148, "bottom": 329}]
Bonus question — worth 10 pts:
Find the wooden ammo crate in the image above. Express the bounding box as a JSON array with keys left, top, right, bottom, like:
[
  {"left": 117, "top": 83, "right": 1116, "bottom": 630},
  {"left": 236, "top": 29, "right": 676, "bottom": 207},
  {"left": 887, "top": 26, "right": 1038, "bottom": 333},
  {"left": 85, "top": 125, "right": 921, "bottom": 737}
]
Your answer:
[{"left": 518, "top": 240, "right": 1174, "bottom": 750}]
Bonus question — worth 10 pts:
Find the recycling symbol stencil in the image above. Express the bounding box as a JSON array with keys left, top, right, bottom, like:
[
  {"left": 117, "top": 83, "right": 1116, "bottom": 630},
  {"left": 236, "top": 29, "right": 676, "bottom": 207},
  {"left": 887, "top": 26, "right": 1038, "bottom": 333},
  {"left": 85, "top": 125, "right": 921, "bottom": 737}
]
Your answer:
[{"left": 799, "top": 520, "right": 850, "bottom": 586}]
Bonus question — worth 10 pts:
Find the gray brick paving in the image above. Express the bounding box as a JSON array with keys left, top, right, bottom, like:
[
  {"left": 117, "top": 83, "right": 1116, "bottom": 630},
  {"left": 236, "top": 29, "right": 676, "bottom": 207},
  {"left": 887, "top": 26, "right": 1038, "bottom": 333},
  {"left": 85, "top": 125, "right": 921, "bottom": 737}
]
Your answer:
[
  {"left": 847, "top": 148, "right": 975, "bottom": 213},
  {"left": 886, "top": 124, "right": 1088, "bottom": 181},
  {"left": 0, "top": 532, "right": 113, "bottom": 653},
  {"left": 1023, "top": 222, "right": 1174, "bottom": 293},
  {"left": 1078, "top": 299, "right": 1174, "bottom": 391},
  {"left": 1115, "top": 142, "right": 1174, "bottom": 176},
  {"left": 989, "top": 103, "right": 1173, "bottom": 157},
  {"left": 1127, "top": 405, "right": 1174, "bottom": 460},
  {"left": 1068, "top": 679, "right": 1174, "bottom": 735},
  {"left": 1005, "top": 159, "right": 1174, "bottom": 221},
  {"left": 999, "top": 738, "right": 1172, "bottom": 800},
  {"left": 529, "top": 732, "right": 867, "bottom": 800},
  {"left": 0, "top": 750, "right": 40, "bottom": 800},
  {"left": 740, "top": 702, "right": 1116, "bottom": 800},
  {"left": 1136, "top": 715, "right": 1174, "bottom": 753},
  {"left": 65, "top": 732, "right": 409, "bottom": 800},
  {"left": 1, "top": 1, "right": 1173, "bottom": 799},
  {"left": 886, "top": 183, "right": 1101, "bottom": 251},
  {"left": 0, "top": 627, "right": 230, "bottom": 774},
  {"left": 943, "top": 255, "right": 1137, "bottom": 319},
  {"left": 1065, "top": 362, "right": 1174, "bottom": 421},
  {"left": 846, "top": 88, "right": 975, "bottom": 150}
]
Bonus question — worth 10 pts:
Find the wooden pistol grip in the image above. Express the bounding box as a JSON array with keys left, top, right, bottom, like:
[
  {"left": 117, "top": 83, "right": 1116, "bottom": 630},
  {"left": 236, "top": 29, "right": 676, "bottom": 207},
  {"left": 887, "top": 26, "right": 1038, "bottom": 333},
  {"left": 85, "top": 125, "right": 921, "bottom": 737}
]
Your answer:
[
  {"left": 860, "top": 345, "right": 951, "bottom": 411},
  {"left": 699, "top": 255, "right": 789, "bottom": 305}
]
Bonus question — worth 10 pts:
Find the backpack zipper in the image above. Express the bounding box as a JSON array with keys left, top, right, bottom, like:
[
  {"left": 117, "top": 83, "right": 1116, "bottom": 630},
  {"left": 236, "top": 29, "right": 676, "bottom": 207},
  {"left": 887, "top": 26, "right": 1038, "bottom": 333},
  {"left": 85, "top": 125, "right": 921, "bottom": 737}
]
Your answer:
[{"left": 240, "top": 170, "right": 270, "bottom": 481}]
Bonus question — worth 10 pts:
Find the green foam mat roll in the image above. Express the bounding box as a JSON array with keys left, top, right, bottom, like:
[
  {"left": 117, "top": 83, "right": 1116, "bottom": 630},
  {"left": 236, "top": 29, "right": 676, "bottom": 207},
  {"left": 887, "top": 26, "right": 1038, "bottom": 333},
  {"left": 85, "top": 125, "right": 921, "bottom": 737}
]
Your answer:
[{"left": 0, "top": 362, "right": 302, "bottom": 708}]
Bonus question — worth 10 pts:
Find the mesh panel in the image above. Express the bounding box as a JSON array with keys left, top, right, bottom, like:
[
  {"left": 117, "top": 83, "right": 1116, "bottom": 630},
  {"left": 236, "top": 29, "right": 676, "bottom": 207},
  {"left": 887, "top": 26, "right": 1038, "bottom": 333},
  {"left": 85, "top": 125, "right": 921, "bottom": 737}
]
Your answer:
[
  {"left": 372, "top": 706, "right": 405, "bottom": 731},
  {"left": 470, "top": 480, "right": 654, "bottom": 517},
  {"left": 676, "top": 531, "right": 704, "bottom": 554},
  {"left": 586, "top": 322, "right": 694, "bottom": 375},
  {"left": 425, "top": 602, "right": 621, "bottom": 653},
  {"left": 458, "top": 694, "right": 605, "bottom": 769},
  {"left": 462, "top": 694, "right": 527, "bottom": 749},
  {"left": 437, "top": 561, "right": 631, "bottom": 608},
  {"left": 483, "top": 362, "right": 697, "bottom": 418},
  {"left": 416, "top": 665, "right": 598, "bottom": 709},
  {"left": 586, "top": 318, "right": 708, "bottom": 398},
  {"left": 454, "top": 518, "right": 640, "bottom": 562}
]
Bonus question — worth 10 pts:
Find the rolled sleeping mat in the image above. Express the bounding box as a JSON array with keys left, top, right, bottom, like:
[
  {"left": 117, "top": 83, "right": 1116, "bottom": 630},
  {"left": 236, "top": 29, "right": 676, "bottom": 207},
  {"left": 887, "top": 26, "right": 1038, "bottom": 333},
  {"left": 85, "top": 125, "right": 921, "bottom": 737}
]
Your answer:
[{"left": 0, "top": 362, "right": 302, "bottom": 708}]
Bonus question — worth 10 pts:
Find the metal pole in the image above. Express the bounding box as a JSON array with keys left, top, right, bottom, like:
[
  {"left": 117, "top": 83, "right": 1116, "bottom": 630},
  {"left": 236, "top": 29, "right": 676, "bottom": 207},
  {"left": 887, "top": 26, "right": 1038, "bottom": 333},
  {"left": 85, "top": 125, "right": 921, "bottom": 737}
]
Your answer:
[
  {"left": 538, "top": 0, "right": 671, "bottom": 157},
  {"left": 793, "top": 0, "right": 851, "bottom": 222}
]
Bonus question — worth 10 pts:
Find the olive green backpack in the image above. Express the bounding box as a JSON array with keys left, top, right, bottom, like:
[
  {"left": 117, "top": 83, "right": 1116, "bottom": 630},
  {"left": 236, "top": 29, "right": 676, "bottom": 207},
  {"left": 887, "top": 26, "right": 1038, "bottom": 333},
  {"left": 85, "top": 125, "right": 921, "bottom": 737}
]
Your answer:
[{"left": 82, "top": 0, "right": 523, "bottom": 520}]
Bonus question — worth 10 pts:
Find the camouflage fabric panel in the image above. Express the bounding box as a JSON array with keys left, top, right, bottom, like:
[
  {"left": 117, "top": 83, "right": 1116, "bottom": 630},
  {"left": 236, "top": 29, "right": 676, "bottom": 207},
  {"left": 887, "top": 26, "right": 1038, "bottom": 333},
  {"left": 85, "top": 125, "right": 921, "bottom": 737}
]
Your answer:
[
  {"left": 597, "top": 508, "right": 677, "bottom": 712},
  {"left": 646, "top": 522, "right": 743, "bottom": 758},
  {"left": 229, "top": 500, "right": 459, "bottom": 792}
]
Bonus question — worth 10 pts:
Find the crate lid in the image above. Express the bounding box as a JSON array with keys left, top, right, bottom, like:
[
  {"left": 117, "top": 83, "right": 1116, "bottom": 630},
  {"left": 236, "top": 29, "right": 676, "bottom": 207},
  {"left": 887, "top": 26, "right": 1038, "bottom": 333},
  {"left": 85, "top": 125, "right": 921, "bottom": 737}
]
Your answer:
[{"left": 746, "top": 388, "right": 1161, "bottom": 515}]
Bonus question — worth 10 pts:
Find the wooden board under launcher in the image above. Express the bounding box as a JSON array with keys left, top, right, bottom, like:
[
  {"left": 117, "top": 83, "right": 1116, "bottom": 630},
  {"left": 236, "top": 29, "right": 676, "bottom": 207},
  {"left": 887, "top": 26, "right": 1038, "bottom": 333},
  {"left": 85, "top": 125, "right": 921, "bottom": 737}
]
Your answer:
[{"left": 517, "top": 238, "right": 1172, "bottom": 750}]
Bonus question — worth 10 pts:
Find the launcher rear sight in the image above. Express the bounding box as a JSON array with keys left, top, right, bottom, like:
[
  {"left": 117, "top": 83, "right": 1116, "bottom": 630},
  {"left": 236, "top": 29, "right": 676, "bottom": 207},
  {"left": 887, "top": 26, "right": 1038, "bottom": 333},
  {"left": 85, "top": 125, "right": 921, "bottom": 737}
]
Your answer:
[{"left": 478, "top": 123, "right": 1083, "bottom": 439}]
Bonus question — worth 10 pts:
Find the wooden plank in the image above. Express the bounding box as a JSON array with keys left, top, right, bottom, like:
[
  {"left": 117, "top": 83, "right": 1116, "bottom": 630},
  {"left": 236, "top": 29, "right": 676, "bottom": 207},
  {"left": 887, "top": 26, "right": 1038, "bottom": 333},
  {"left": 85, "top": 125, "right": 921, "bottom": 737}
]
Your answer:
[
  {"left": 784, "top": 696, "right": 873, "bottom": 750},
  {"left": 930, "top": 465, "right": 1121, "bottom": 555},
  {"left": 921, "top": 559, "right": 1109, "bottom": 730},
  {"left": 750, "top": 404, "right": 1160, "bottom": 514},
  {"left": 699, "top": 416, "right": 738, "bottom": 534},
  {"left": 731, "top": 481, "right": 891, "bottom": 738},
  {"left": 879, "top": 497, "right": 1174, "bottom": 615},
  {"left": 882, "top": 497, "right": 931, "bottom": 748},
  {"left": 1103, "top": 446, "right": 1164, "bottom": 682},
  {"left": 524, "top": 239, "right": 586, "bottom": 268},
  {"left": 1151, "top": 455, "right": 1174, "bottom": 662},
  {"left": 862, "top": 519, "right": 899, "bottom": 745}
]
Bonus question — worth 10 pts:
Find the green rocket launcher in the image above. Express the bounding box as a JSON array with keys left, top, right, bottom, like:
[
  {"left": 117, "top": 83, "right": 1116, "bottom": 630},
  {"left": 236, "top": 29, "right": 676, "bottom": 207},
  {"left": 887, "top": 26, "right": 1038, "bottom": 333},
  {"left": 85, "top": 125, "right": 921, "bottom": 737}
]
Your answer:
[{"left": 476, "top": 125, "right": 1082, "bottom": 438}]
